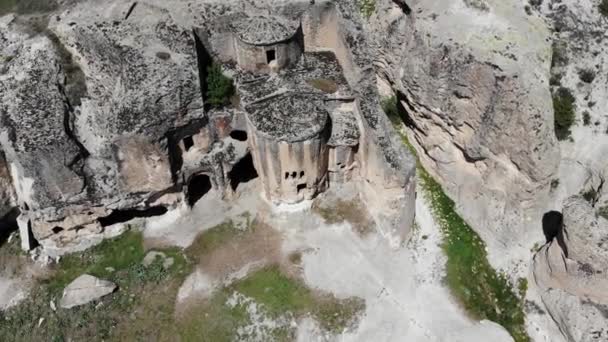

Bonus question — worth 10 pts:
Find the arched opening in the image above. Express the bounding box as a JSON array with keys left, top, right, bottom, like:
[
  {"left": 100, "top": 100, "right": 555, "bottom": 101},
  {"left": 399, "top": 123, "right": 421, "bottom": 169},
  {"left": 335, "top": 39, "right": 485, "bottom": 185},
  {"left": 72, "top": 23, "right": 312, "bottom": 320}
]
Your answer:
[
  {"left": 230, "top": 130, "right": 248, "bottom": 141},
  {"left": 98, "top": 206, "right": 168, "bottom": 227},
  {"left": 187, "top": 174, "right": 212, "bottom": 207},
  {"left": 542, "top": 211, "right": 563, "bottom": 243},
  {"left": 228, "top": 153, "right": 258, "bottom": 191}
]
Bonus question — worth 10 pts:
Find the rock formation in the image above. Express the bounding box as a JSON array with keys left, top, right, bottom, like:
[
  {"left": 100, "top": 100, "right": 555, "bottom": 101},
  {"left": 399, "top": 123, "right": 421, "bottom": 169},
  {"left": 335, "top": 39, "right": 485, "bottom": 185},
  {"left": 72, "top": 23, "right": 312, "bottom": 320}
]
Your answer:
[
  {"left": 533, "top": 197, "right": 608, "bottom": 341},
  {"left": 369, "top": 0, "right": 560, "bottom": 268},
  {"left": 0, "top": 0, "right": 416, "bottom": 253},
  {"left": 59, "top": 274, "right": 117, "bottom": 309}
]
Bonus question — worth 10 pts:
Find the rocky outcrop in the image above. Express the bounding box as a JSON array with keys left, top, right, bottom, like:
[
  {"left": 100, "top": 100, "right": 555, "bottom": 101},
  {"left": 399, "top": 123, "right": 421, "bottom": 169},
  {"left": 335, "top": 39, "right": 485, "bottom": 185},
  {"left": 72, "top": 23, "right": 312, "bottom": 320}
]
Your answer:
[
  {"left": 59, "top": 274, "right": 117, "bottom": 309},
  {"left": 367, "top": 0, "right": 559, "bottom": 268},
  {"left": 533, "top": 196, "right": 608, "bottom": 341},
  {"left": 0, "top": 2, "right": 247, "bottom": 253}
]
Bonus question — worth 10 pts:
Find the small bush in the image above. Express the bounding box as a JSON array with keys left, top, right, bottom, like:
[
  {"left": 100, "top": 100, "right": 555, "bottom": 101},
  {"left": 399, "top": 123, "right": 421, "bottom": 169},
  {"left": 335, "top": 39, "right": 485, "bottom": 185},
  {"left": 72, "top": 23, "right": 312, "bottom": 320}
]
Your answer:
[
  {"left": 551, "top": 179, "right": 560, "bottom": 190},
  {"left": 357, "top": 0, "right": 376, "bottom": 18},
  {"left": 578, "top": 69, "right": 596, "bottom": 83},
  {"left": 583, "top": 111, "right": 591, "bottom": 126},
  {"left": 551, "top": 42, "right": 568, "bottom": 68},
  {"left": 206, "top": 63, "right": 235, "bottom": 108},
  {"left": 600, "top": 0, "right": 608, "bottom": 17},
  {"left": 549, "top": 73, "right": 562, "bottom": 86},
  {"left": 553, "top": 87, "right": 576, "bottom": 140},
  {"left": 381, "top": 96, "right": 402, "bottom": 125}
]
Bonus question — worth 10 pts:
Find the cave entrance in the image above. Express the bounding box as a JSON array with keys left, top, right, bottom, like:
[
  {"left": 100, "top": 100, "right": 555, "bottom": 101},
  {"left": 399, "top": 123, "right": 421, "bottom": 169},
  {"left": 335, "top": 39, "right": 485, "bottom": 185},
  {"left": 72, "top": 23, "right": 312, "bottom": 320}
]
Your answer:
[
  {"left": 266, "top": 49, "right": 276, "bottom": 64},
  {"left": 98, "top": 206, "right": 168, "bottom": 227},
  {"left": 183, "top": 136, "right": 194, "bottom": 151},
  {"left": 542, "top": 210, "right": 568, "bottom": 257},
  {"left": 230, "top": 130, "right": 248, "bottom": 141},
  {"left": 187, "top": 173, "right": 212, "bottom": 206},
  {"left": 542, "top": 211, "right": 563, "bottom": 243},
  {"left": 228, "top": 153, "right": 258, "bottom": 192},
  {"left": 0, "top": 208, "right": 20, "bottom": 248}
]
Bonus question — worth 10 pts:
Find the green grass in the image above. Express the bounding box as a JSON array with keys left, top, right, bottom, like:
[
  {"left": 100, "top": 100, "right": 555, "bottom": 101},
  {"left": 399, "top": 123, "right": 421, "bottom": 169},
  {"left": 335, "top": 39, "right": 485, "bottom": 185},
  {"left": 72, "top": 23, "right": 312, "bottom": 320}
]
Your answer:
[
  {"left": 357, "top": 0, "right": 376, "bottom": 18},
  {"left": 0, "top": 229, "right": 193, "bottom": 342},
  {"left": 45, "top": 229, "right": 145, "bottom": 293},
  {"left": 384, "top": 98, "right": 530, "bottom": 342},
  {"left": 180, "top": 265, "right": 365, "bottom": 340}
]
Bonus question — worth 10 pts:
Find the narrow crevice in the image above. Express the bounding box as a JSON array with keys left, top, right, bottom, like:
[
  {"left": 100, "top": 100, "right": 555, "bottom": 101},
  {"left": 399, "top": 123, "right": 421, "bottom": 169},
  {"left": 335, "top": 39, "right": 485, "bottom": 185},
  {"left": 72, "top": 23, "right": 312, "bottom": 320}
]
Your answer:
[
  {"left": 124, "top": 2, "right": 138, "bottom": 20},
  {"left": 192, "top": 28, "right": 214, "bottom": 109}
]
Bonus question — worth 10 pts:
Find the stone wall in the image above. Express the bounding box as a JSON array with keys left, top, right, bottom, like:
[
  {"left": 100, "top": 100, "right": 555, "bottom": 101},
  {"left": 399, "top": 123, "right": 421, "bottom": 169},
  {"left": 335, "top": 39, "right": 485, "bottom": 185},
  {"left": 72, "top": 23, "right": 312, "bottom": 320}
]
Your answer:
[{"left": 233, "top": 33, "right": 303, "bottom": 73}]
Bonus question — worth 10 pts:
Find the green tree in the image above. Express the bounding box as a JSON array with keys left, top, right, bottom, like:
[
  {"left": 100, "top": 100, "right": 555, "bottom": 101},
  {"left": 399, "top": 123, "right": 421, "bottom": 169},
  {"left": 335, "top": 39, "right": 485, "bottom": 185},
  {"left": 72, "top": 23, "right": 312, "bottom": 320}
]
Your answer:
[
  {"left": 205, "top": 63, "right": 234, "bottom": 108},
  {"left": 553, "top": 87, "right": 576, "bottom": 140}
]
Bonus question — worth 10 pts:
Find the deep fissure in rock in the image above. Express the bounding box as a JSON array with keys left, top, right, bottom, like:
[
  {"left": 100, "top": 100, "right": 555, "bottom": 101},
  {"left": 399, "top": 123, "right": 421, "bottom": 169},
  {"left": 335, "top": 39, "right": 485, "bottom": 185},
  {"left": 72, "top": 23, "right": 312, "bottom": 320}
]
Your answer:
[
  {"left": 98, "top": 206, "right": 168, "bottom": 227},
  {"left": 228, "top": 153, "right": 258, "bottom": 191},
  {"left": 187, "top": 173, "right": 212, "bottom": 206}
]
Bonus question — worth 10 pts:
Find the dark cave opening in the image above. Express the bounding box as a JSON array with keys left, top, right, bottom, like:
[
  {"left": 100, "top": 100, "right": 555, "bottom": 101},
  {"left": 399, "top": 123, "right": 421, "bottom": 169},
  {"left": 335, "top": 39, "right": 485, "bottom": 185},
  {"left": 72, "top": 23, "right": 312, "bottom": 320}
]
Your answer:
[
  {"left": 266, "top": 49, "right": 276, "bottom": 64},
  {"left": 228, "top": 153, "right": 258, "bottom": 192},
  {"left": 187, "top": 173, "right": 212, "bottom": 207},
  {"left": 98, "top": 206, "right": 168, "bottom": 227},
  {"left": 183, "top": 136, "right": 194, "bottom": 151},
  {"left": 542, "top": 210, "right": 563, "bottom": 243},
  {"left": 230, "top": 130, "right": 248, "bottom": 141},
  {"left": 0, "top": 208, "right": 19, "bottom": 248}
]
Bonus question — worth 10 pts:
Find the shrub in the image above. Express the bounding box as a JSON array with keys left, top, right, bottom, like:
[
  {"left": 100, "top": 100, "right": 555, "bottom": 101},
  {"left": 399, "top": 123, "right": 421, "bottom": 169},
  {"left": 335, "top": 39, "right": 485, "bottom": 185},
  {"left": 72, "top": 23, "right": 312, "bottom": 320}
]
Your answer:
[
  {"left": 600, "top": 0, "right": 608, "bottom": 17},
  {"left": 553, "top": 87, "right": 576, "bottom": 140},
  {"left": 549, "top": 73, "right": 562, "bottom": 86},
  {"left": 358, "top": 0, "right": 376, "bottom": 18},
  {"left": 551, "top": 42, "right": 568, "bottom": 68},
  {"left": 583, "top": 111, "right": 591, "bottom": 126},
  {"left": 381, "top": 96, "right": 402, "bottom": 125},
  {"left": 205, "top": 63, "right": 235, "bottom": 108},
  {"left": 578, "top": 68, "right": 596, "bottom": 83}
]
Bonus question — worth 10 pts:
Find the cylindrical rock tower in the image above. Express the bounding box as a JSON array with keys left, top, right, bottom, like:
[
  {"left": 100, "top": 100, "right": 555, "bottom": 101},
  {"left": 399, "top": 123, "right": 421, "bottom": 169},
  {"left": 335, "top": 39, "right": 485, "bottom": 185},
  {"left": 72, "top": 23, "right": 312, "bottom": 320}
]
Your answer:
[
  {"left": 231, "top": 15, "right": 303, "bottom": 73},
  {"left": 245, "top": 94, "right": 329, "bottom": 204}
]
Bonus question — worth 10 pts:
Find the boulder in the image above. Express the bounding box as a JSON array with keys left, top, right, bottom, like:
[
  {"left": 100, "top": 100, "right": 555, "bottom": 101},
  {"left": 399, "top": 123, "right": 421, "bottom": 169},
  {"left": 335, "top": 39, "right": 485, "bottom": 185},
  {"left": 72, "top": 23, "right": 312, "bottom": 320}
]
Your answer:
[{"left": 59, "top": 274, "right": 117, "bottom": 309}]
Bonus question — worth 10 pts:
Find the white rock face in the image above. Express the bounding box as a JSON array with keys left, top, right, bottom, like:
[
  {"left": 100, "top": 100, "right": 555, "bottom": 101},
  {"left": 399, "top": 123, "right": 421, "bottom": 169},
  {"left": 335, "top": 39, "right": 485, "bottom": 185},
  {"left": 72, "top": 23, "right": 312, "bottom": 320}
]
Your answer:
[
  {"left": 369, "top": 0, "right": 559, "bottom": 271},
  {"left": 59, "top": 274, "right": 117, "bottom": 309}
]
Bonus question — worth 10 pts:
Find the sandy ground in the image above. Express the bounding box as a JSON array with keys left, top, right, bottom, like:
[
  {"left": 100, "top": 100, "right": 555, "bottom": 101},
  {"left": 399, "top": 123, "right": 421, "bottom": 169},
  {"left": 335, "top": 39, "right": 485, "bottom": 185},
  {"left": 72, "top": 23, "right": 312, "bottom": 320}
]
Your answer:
[
  {"left": 149, "top": 177, "right": 517, "bottom": 341},
  {"left": 279, "top": 191, "right": 514, "bottom": 342}
]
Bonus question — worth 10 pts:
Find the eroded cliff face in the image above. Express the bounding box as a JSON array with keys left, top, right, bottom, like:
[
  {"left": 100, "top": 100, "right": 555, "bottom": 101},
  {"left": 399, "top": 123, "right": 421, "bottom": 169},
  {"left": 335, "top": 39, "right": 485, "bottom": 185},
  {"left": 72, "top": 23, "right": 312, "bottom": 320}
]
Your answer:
[{"left": 368, "top": 0, "right": 560, "bottom": 271}]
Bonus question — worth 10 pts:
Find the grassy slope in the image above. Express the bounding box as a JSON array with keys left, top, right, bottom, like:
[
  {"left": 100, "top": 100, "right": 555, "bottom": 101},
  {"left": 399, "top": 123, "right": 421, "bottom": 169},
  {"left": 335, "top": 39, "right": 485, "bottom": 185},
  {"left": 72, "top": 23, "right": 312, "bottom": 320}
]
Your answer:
[
  {"left": 0, "top": 229, "right": 192, "bottom": 342},
  {"left": 383, "top": 97, "right": 529, "bottom": 342},
  {"left": 180, "top": 221, "right": 365, "bottom": 341}
]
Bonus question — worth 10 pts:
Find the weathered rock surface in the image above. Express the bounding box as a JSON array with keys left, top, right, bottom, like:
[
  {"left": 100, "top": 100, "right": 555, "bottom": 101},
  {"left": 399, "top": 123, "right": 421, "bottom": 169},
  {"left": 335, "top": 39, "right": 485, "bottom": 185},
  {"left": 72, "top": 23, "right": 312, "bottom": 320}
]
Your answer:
[
  {"left": 59, "top": 274, "right": 116, "bottom": 309},
  {"left": 533, "top": 196, "right": 608, "bottom": 341},
  {"left": 370, "top": 0, "right": 559, "bottom": 268}
]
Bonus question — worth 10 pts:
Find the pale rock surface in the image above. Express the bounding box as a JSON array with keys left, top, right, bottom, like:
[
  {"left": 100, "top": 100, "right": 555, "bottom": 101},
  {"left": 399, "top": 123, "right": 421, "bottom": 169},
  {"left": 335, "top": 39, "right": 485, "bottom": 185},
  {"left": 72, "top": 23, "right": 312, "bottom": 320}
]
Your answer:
[
  {"left": 59, "top": 274, "right": 117, "bottom": 309},
  {"left": 369, "top": 0, "right": 559, "bottom": 272},
  {"left": 533, "top": 196, "right": 608, "bottom": 341}
]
